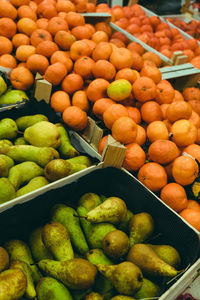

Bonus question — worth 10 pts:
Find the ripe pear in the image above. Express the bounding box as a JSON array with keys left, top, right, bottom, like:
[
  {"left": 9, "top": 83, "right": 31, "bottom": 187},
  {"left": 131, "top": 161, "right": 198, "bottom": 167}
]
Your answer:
[
  {"left": 0, "top": 89, "right": 29, "bottom": 105},
  {"left": 0, "top": 154, "right": 14, "bottom": 177},
  {"left": 96, "top": 262, "right": 143, "bottom": 296},
  {"left": 56, "top": 123, "right": 79, "bottom": 158},
  {"left": 147, "top": 244, "right": 181, "bottom": 268},
  {"left": 10, "top": 260, "right": 36, "bottom": 299},
  {"left": 44, "top": 159, "right": 74, "bottom": 182},
  {"left": 118, "top": 209, "right": 134, "bottom": 233},
  {"left": 111, "top": 296, "right": 135, "bottom": 300},
  {"left": 0, "top": 178, "right": 15, "bottom": 204},
  {"left": 86, "top": 249, "right": 113, "bottom": 266},
  {"left": 0, "top": 269, "right": 27, "bottom": 300},
  {"left": 0, "top": 246, "right": 9, "bottom": 272},
  {"left": 127, "top": 244, "right": 178, "bottom": 277},
  {"left": 66, "top": 155, "right": 92, "bottom": 167},
  {"left": 14, "top": 137, "right": 29, "bottom": 145},
  {"left": 103, "top": 230, "right": 130, "bottom": 259},
  {"left": 129, "top": 212, "right": 154, "bottom": 246},
  {"left": 16, "top": 114, "right": 48, "bottom": 131},
  {"left": 42, "top": 222, "right": 74, "bottom": 261},
  {"left": 0, "top": 75, "right": 7, "bottom": 97},
  {"left": 38, "top": 258, "right": 97, "bottom": 290},
  {"left": 24, "top": 121, "right": 61, "bottom": 148},
  {"left": 78, "top": 192, "right": 102, "bottom": 211},
  {"left": 85, "top": 292, "right": 104, "bottom": 300},
  {"left": 0, "top": 139, "right": 13, "bottom": 148},
  {"left": 134, "top": 278, "right": 161, "bottom": 299},
  {"left": 0, "top": 118, "right": 18, "bottom": 140},
  {"left": 16, "top": 176, "right": 49, "bottom": 197},
  {"left": 86, "top": 197, "right": 127, "bottom": 224}
]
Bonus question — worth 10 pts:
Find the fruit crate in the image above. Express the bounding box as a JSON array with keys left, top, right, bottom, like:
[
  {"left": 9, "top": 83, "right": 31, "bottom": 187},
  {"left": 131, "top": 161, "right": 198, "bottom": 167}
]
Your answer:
[
  {"left": 0, "top": 166, "right": 199, "bottom": 300},
  {"left": 0, "top": 99, "right": 102, "bottom": 213}
]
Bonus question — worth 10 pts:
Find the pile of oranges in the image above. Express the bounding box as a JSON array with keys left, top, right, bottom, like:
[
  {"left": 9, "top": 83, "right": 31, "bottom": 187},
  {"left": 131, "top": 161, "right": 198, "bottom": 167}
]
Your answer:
[
  {"left": 1, "top": 0, "right": 200, "bottom": 232},
  {"left": 167, "top": 17, "right": 200, "bottom": 41}
]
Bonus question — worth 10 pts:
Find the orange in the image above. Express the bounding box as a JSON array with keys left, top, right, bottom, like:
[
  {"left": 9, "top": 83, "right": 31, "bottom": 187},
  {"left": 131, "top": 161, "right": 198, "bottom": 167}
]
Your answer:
[
  {"left": 189, "top": 110, "right": 200, "bottom": 128},
  {"left": 0, "top": 37, "right": 13, "bottom": 55},
  {"left": 16, "top": 45, "right": 36, "bottom": 62},
  {"left": 160, "top": 183, "right": 188, "bottom": 212},
  {"left": 130, "top": 51, "right": 144, "bottom": 71},
  {"left": 65, "top": 12, "right": 85, "bottom": 29},
  {"left": 0, "top": 54, "right": 17, "bottom": 68},
  {"left": 187, "top": 200, "right": 200, "bottom": 211},
  {"left": 10, "top": 66, "right": 34, "bottom": 90},
  {"left": 98, "top": 135, "right": 108, "bottom": 155},
  {"left": 148, "top": 139, "right": 180, "bottom": 165},
  {"left": 47, "top": 16, "right": 68, "bottom": 36},
  {"left": 36, "top": 41, "right": 59, "bottom": 58},
  {"left": 62, "top": 73, "right": 84, "bottom": 94},
  {"left": 92, "top": 60, "right": 116, "bottom": 81},
  {"left": 115, "top": 68, "right": 140, "bottom": 84},
  {"left": 172, "top": 155, "right": 199, "bottom": 186},
  {"left": 17, "top": 5, "right": 37, "bottom": 20},
  {"left": 182, "top": 87, "right": 200, "bottom": 101},
  {"left": 190, "top": 56, "right": 200, "bottom": 69},
  {"left": 36, "top": 1, "right": 57, "bottom": 19},
  {"left": 0, "top": 0, "right": 17, "bottom": 20},
  {"left": 171, "top": 119, "right": 197, "bottom": 147},
  {"left": 138, "top": 162, "right": 167, "bottom": 192},
  {"left": 36, "top": 18, "right": 48, "bottom": 30},
  {"left": 188, "top": 100, "right": 200, "bottom": 116},
  {"left": 123, "top": 143, "right": 146, "bottom": 171},
  {"left": 73, "top": 0, "right": 87, "bottom": 13},
  {"left": 132, "top": 76, "right": 157, "bottom": 102},
  {"left": 109, "top": 48, "right": 133, "bottom": 70},
  {"left": 30, "top": 29, "right": 52, "bottom": 47},
  {"left": 92, "top": 42, "right": 112, "bottom": 61},
  {"left": 160, "top": 104, "right": 169, "bottom": 119},
  {"left": 70, "top": 40, "right": 91, "bottom": 61},
  {"left": 141, "top": 101, "right": 163, "bottom": 124},
  {"left": 29, "top": 1, "right": 37, "bottom": 12},
  {"left": 71, "top": 25, "right": 92, "bottom": 40},
  {"left": 179, "top": 208, "right": 200, "bottom": 231},
  {"left": 142, "top": 51, "right": 162, "bottom": 67},
  {"left": 54, "top": 31, "right": 75, "bottom": 51},
  {"left": 183, "top": 144, "right": 200, "bottom": 162},
  {"left": 44, "top": 62, "right": 67, "bottom": 86},
  {"left": 147, "top": 121, "right": 169, "bottom": 143},
  {"left": 72, "top": 90, "right": 89, "bottom": 112},
  {"left": 17, "top": 17, "right": 37, "bottom": 36},
  {"left": 50, "top": 90, "right": 71, "bottom": 113},
  {"left": 127, "top": 42, "right": 144, "bottom": 55},
  {"left": 126, "top": 106, "right": 141, "bottom": 124},
  {"left": 74, "top": 56, "right": 95, "bottom": 79},
  {"left": 92, "top": 31, "right": 109, "bottom": 44},
  {"left": 107, "top": 79, "right": 132, "bottom": 101},
  {"left": 56, "top": 0, "right": 75, "bottom": 13},
  {"left": 111, "top": 116, "right": 138, "bottom": 144},
  {"left": 173, "top": 90, "right": 184, "bottom": 102},
  {"left": 140, "top": 64, "right": 162, "bottom": 84},
  {"left": 62, "top": 106, "right": 88, "bottom": 131},
  {"left": 12, "top": 33, "right": 30, "bottom": 47},
  {"left": 110, "top": 38, "right": 125, "bottom": 48},
  {"left": 26, "top": 54, "right": 49, "bottom": 74},
  {"left": 103, "top": 103, "right": 128, "bottom": 129},
  {"left": 166, "top": 101, "right": 192, "bottom": 123},
  {"left": 87, "top": 78, "right": 109, "bottom": 102},
  {"left": 155, "top": 81, "right": 175, "bottom": 104},
  {"left": 92, "top": 98, "right": 115, "bottom": 119},
  {"left": 10, "top": 0, "right": 30, "bottom": 7},
  {"left": 0, "top": 17, "right": 16, "bottom": 38},
  {"left": 50, "top": 51, "right": 73, "bottom": 72}
]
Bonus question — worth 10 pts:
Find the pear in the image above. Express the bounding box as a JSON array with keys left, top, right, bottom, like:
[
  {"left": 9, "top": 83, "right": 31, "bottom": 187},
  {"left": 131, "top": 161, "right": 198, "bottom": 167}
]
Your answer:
[
  {"left": 117, "top": 209, "right": 134, "bottom": 233},
  {"left": 85, "top": 292, "right": 104, "bottom": 300},
  {"left": 96, "top": 262, "right": 143, "bottom": 296},
  {"left": 0, "top": 75, "right": 7, "bottom": 97},
  {"left": 66, "top": 155, "right": 92, "bottom": 167},
  {"left": 42, "top": 222, "right": 74, "bottom": 261},
  {"left": 36, "top": 277, "right": 73, "bottom": 300},
  {"left": 0, "top": 178, "right": 15, "bottom": 204},
  {"left": 127, "top": 244, "right": 178, "bottom": 277},
  {"left": 0, "top": 145, "right": 59, "bottom": 167},
  {"left": 38, "top": 258, "right": 97, "bottom": 290},
  {"left": 111, "top": 296, "right": 135, "bottom": 300},
  {"left": 0, "top": 269, "right": 27, "bottom": 300},
  {"left": 86, "top": 197, "right": 127, "bottom": 224},
  {"left": 134, "top": 278, "right": 160, "bottom": 299},
  {"left": 16, "top": 114, "right": 48, "bottom": 131},
  {"left": 147, "top": 244, "right": 181, "bottom": 268},
  {"left": 44, "top": 159, "right": 73, "bottom": 182},
  {"left": 16, "top": 176, "right": 49, "bottom": 197},
  {"left": 0, "top": 118, "right": 18, "bottom": 140},
  {"left": 0, "top": 246, "right": 9, "bottom": 272},
  {"left": 93, "top": 274, "right": 115, "bottom": 300},
  {"left": 51, "top": 204, "right": 89, "bottom": 254},
  {"left": 29, "top": 227, "right": 53, "bottom": 262},
  {"left": 67, "top": 162, "right": 87, "bottom": 175},
  {"left": 129, "top": 212, "right": 154, "bottom": 246},
  {"left": 0, "top": 89, "right": 29, "bottom": 105},
  {"left": 86, "top": 249, "right": 113, "bottom": 266},
  {"left": 8, "top": 161, "right": 44, "bottom": 190},
  {"left": 24, "top": 121, "right": 61, "bottom": 148},
  {"left": 0, "top": 154, "right": 14, "bottom": 177},
  {"left": 4, "top": 239, "right": 42, "bottom": 283},
  {"left": 0, "top": 139, "right": 13, "bottom": 147},
  {"left": 71, "top": 288, "right": 92, "bottom": 300},
  {"left": 10, "top": 260, "right": 36, "bottom": 299},
  {"left": 103, "top": 230, "right": 130, "bottom": 259},
  {"left": 14, "top": 137, "right": 29, "bottom": 145},
  {"left": 56, "top": 123, "right": 79, "bottom": 158},
  {"left": 78, "top": 193, "right": 102, "bottom": 211}
]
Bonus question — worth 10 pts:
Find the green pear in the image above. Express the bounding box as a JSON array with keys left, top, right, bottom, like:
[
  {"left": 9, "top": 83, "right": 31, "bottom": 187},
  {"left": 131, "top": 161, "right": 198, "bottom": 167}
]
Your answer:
[
  {"left": 103, "top": 230, "right": 130, "bottom": 259},
  {"left": 36, "top": 277, "right": 73, "bottom": 300},
  {"left": 29, "top": 227, "right": 53, "bottom": 262},
  {"left": 38, "top": 258, "right": 97, "bottom": 290},
  {"left": 96, "top": 262, "right": 143, "bottom": 296},
  {"left": 94, "top": 274, "right": 115, "bottom": 300},
  {"left": 0, "top": 139, "right": 13, "bottom": 147},
  {"left": 134, "top": 278, "right": 161, "bottom": 299},
  {"left": 51, "top": 204, "right": 89, "bottom": 254},
  {"left": 117, "top": 209, "right": 134, "bottom": 233},
  {"left": 4, "top": 239, "right": 42, "bottom": 283},
  {"left": 0, "top": 269, "right": 27, "bottom": 300},
  {"left": 0, "top": 178, "right": 15, "bottom": 204},
  {"left": 0, "top": 75, "right": 7, "bottom": 97},
  {"left": 147, "top": 244, "right": 181, "bottom": 268},
  {"left": 0, "top": 246, "right": 9, "bottom": 272},
  {"left": 78, "top": 193, "right": 102, "bottom": 211},
  {"left": 44, "top": 159, "right": 73, "bottom": 182},
  {"left": 86, "top": 197, "right": 127, "bottom": 224},
  {"left": 86, "top": 249, "right": 113, "bottom": 266},
  {"left": 56, "top": 123, "right": 79, "bottom": 158},
  {"left": 42, "top": 222, "right": 74, "bottom": 261},
  {"left": 0, "top": 90, "right": 29, "bottom": 105},
  {"left": 85, "top": 292, "right": 104, "bottom": 300},
  {"left": 0, "top": 145, "right": 59, "bottom": 167},
  {"left": 8, "top": 161, "right": 44, "bottom": 190},
  {"left": 10, "top": 260, "right": 36, "bottom": 299},
  {"left": 14, "top": 137, "right": 29, "bottom": 145},
  {"left": 24, "top": 121, "right": 61, "bottom": 148},
  {"left": 129, "top": 213, "right": 154, "bottom": 246},
  {"left": 0, "top": 118, "right": 18, "bottom": 140},
  {"left": 0, "top": 154, "right": 14, "bottom": 177},
  {"left": 67, "top": 162, "right": 87, "bottom": 175},
  {"left": 16, "top": 176, "right": 49, "bottom": 197},
  {"left": 66, "top": 155, "right": 92, "bottom": 167},
  {"left": 111, "top": 296, "right": 135, "bottom": 300},
  {"left": 127, "top": 244, "right": 178, "bottom": 277},
  {"left": 16, "top": 114, "right": 48, "bottom": 131}
]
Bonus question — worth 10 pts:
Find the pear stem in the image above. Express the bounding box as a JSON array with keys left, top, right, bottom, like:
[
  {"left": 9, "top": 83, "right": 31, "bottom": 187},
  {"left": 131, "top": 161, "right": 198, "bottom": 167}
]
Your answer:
[
  {"left": 166, "top": 264, "right": 191, "bottom": 285},
  {"left": 73, "top": 214, "right": 86, "bottom": 219},
  {"left": 17, "top": 130, "right": 24, "bottom": 135}
]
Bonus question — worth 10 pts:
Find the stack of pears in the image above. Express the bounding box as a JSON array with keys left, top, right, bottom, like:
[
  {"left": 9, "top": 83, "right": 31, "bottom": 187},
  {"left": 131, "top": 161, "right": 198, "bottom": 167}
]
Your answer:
[
  {"left": 0, "top": 114, "right": 93, "bottom": 204},
  {"left": 0, "top": 192, "right": 183, "bottom": 300}
]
